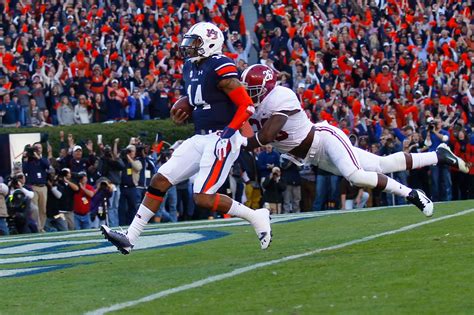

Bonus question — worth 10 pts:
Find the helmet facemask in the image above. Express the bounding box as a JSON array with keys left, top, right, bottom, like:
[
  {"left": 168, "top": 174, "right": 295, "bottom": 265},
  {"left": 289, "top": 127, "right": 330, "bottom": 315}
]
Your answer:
[
  {"left": 179, "top": 35, "right": 205, "bottom": 62},
  {"left": 243, "top": 82, "right": 267, "bottom": 106}
]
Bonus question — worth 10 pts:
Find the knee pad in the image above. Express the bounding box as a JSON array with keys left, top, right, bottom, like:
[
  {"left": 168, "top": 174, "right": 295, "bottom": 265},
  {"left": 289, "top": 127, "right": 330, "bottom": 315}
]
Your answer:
[
  {"left": 347, "top": 170, "right": 378, "bottom": 188},
  {"left": 146, "top": 186, "right": 166, "bottom": 201}
]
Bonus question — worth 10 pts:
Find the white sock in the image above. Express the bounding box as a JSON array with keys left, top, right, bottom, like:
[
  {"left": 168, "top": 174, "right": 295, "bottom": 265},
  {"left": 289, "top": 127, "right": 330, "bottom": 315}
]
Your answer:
[
  {"left": 127, "top": 204, "right": 155, "bottom": 245},
  {"left": 411, "top": 152, "right": 438, "bottom": 169},
  {"left": 384, "top": 177, "right": 412, "bottom": 197},
  {"left": 227, "top": 200, "right": 256, "bottom": 223}
]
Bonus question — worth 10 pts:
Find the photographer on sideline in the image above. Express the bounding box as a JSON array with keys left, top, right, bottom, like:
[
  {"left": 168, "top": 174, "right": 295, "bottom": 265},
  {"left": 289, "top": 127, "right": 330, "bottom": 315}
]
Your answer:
[
  {"left": 22, "top": 142, "right": 50, "bottom": 231},
  {"left": 54, "top": 168, "right": 79, "bottom": 230},
  {"left": 7, "top": 174, "right": 37, "bottom": 234},
  {"left": 0, "top": 182, "right": 9, "bottom": 235},
  {"left": 425, "top": 117, "right": 452, "bottom": 201},
  {"left": 45, "top": 172, "right": 68, "bottom": 232},
  {"left": 262, "top": 167, "right": 286, "bottom": 214},
  {"left": 73, "top": 172, "right": 95, "bottom": 230},
  {"left": 118, "top": 144, "right": 142, "bottom": 225},
  {"left": 90, "top": 177, "right": 114, "bottom": 228},
  {"left": 97, "top": 140, "right": 125, "bottom": 227}
]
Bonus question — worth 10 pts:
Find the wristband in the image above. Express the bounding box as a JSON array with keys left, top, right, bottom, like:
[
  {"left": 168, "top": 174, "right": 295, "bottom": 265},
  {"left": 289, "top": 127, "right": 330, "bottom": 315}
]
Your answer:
[{"left": 255, "top": 132, "right": 264, "bottom": 146}]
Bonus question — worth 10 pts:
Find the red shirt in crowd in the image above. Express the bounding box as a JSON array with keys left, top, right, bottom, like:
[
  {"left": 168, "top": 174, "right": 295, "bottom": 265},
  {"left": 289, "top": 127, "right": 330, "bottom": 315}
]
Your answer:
[{"left": 73, "top": 184, "right": 95, "bottom": 215}]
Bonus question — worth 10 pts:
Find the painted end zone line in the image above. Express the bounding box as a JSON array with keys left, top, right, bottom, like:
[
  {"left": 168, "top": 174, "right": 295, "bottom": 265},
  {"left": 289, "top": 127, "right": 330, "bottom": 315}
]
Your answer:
[{"left": 85, "top": 208, "right": 474, "bottom": 315}]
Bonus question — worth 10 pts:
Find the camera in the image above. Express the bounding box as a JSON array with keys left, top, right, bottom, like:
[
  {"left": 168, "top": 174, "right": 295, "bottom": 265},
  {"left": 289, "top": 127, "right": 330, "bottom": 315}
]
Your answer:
[
  {"left": 58, "top": 169, "right": 70, "bottom": 178},
  {"left": 427, "top": 121, "right": 435, "bottom": 131},
  {"left": 24, "top": 145, "right": 38, "bottom": 159},
  {"left": 120, "top": 148, "right": 131, "bottom": 159}
]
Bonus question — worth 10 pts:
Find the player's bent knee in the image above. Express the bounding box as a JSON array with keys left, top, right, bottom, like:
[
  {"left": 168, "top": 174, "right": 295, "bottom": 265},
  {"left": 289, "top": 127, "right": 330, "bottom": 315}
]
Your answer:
[
  {"left": 193, "top": 193, "right": 214, "bottom": 209},
  {"left": 150, "top": 173, "right": 172, "bottom": 192},
  {"left": 347, "top": 170, "right": 377, "bottom": 189}
]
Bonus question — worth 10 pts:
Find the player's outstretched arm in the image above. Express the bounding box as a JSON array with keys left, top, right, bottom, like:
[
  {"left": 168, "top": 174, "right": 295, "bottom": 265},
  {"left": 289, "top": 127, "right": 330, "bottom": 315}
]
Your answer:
[{"left": 245, "top": 110, "right": 297, "bottom": 150}]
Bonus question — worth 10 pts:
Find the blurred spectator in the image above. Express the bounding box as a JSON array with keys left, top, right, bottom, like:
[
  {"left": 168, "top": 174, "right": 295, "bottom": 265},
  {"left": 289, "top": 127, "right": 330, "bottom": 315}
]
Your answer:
[
  {"left": 6, "top": 173, "right": 37, "bottom": 234},
  {"left": 425, "top": 118, "right": 451, "bottom": 201},
  {"left": 0, "top": 93, "right": 21, "bottom": 127},
  {"left": 45, "top": 173, "right": 68, "bottom": 232},
  {"left": 257, "top": 144, "right": 280, "bottom": 180},
  {"left": 280, "top": 157, "right": 301, "bottom": 213},
  {"left": 97, "top": 140, "right": 125, "bottom": 227},
  {"left": 380, "top": 133, "right": 407, "bottom": 205},
  {"left": 0, "top": 182, "right": 9, "bottom": 235},
  {"left": 73, "top": 172, "right": 95, "bottom": 230},
  {"left": 313, "top": 169, "right": 340, "bottom": 211},
  {"left": 452, "top": 129, "right": 473, "bottom": 199},
  {"left": 61, "top": 142, "right": 97, "bottom": 177},
  {"left": 227, "top": 31, "right": 252, "bottom": 63},
  {"left": 22, "top": 142, "right": 50, "bottom": 231},
  {"left": 299, "top": 163, "right": 316, "bottom": 211},
  {"left": 57, "top": 96, "right": 75, "bottom": 126},
  {"left": 262, "top": 166, "right": 286, "bottom": 214},
  {"left": 340, "top": 178, "right": 369, "bottom": 210},
  {"left": 240, "top": 149, "right": 262, "bottom": 209},
  {"left": 74, "top": 95, "right": 92, "bottom": 124},
  {"left": 229, "top": 158, "right": 245, "bottom": 203},
  {"left": 90, "top": 177, "right": 113, "bottom": 229},
  {"left": 54, "top": 168, "right": 79, "bottom": 230},
  {"left": 118, "top": 144, "right": 142, "bottom": 225}
]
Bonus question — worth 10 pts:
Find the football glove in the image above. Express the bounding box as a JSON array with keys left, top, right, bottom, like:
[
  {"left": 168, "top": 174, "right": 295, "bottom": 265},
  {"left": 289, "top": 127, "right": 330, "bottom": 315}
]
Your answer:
[{"left": 214, "top": 138, "right": 231, "bottom": 161}]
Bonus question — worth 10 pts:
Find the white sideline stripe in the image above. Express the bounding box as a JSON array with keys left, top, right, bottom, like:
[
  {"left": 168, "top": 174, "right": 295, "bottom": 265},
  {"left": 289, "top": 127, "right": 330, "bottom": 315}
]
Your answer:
[
  {"left": 0, "top": 205, "right": 402, "bottom": 244},
  {"left": 85, "top": 208, "right": 474, "bottom": 315}
]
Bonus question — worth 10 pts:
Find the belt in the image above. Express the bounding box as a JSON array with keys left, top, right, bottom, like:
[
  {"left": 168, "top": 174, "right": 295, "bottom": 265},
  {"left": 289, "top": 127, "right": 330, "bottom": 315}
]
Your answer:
[
  {"left": 198, "top": 129, "right": 223, "bottom": 135},
  {"left": 288, "top": 126, "right": 316, "bottom": 159},
  {"left": 33, "top": 184, "right": 46, "bottom": 187},
  {"left": 120, "top": 184, "right": 135, "bottom": 188}
]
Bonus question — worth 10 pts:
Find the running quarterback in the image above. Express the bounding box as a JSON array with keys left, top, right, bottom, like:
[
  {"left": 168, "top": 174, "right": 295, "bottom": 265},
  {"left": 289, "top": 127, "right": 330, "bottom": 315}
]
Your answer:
[{"left": 101, "top": 23, "right": 271, "bottom": 254}]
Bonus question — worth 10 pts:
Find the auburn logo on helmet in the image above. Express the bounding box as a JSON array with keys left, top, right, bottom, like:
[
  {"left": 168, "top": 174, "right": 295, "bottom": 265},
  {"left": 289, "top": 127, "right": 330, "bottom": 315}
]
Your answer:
[{"left": 206, "top": 29, "right": 218, "bottom": 39}]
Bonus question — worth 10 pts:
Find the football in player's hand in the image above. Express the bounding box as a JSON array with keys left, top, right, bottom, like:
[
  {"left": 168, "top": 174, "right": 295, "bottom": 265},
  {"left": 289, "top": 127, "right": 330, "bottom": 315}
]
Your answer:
[{"left": 171, "top": 96, "right": 192, "bottom": 124}]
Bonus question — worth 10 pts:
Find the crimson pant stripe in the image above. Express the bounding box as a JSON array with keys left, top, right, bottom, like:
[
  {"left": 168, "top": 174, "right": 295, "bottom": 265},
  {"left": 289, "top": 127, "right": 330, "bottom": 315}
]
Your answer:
[{"left": 314, "top": 126, "right": 361, "bottom": 169}]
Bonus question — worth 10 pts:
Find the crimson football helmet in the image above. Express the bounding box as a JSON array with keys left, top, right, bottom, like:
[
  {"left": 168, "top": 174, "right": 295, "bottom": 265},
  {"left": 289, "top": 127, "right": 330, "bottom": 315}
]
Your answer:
[{"left": 240, "top": 64, "right": 277, "bottom": 105}]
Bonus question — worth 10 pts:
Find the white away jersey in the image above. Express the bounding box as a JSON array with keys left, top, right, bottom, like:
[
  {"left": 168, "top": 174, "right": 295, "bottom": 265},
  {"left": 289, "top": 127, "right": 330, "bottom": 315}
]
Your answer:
[{"left": 249, "top": 86, "right": 313, "bottom": 153}]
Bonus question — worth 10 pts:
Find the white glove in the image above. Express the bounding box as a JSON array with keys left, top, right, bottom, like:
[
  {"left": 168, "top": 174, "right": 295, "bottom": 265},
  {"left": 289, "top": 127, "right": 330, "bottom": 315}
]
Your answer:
[
  {"left": 215, "top": 132, "right": 248, "bottom": 161},
  {"left": 214, "top": 138, "right": 231, "bottom": 161}
]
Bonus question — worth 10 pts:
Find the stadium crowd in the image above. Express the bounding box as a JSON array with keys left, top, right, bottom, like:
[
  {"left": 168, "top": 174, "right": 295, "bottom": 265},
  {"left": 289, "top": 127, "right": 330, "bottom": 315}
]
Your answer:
[{"left": 0, "top": 0, "right": 474, "bottom": 234}]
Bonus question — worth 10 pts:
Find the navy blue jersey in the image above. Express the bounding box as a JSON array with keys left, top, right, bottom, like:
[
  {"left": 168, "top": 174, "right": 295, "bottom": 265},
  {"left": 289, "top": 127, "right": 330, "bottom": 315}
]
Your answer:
[{"left": 183, "top": 55, "right": 239, "bottom": 134}]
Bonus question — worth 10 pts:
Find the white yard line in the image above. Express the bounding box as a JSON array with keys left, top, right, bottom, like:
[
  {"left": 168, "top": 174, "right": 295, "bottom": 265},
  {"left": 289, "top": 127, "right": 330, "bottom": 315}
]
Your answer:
[
  {"left": 85, "top": 207, "right": 474, "bottom": 315},
  {"left": 0, "top": 205, "right": 401, "bottom": 244}
]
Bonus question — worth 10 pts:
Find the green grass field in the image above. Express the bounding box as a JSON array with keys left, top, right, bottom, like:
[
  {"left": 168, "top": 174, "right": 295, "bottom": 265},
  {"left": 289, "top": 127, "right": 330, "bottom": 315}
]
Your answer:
[{"left": 1, "top": 201, "right": 473, "bottom": 314}]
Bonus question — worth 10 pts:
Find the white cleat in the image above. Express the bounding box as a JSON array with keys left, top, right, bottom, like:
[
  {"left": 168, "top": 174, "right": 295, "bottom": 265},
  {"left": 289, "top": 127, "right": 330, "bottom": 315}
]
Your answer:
[
  {"left": 407, "top": 189, "right": 433, "bottom": 217},
  {"left": 252, "top": 208, "right": 272, "bottom": 250}
]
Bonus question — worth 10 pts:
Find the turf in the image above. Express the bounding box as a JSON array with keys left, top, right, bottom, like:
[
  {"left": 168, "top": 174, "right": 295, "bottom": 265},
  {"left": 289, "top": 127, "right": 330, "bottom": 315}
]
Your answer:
[{"left": 0, "top": 200, "right": 473, "bottom": 314}]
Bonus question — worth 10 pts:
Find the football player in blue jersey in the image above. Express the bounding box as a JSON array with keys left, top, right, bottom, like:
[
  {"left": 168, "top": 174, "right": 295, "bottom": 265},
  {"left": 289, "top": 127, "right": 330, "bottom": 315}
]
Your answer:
[{"left": 101, "top": 22, "right": 272, "bottom": 254}]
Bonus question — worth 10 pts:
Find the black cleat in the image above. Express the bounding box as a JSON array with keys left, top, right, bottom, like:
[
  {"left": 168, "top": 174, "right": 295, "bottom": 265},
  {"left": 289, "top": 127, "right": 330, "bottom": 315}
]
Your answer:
[
  {"left": 436, "top": 143, "right": 469, "bottom": 173},
  {"left": 100, "top": 225, "right": 133, "bottom": 255},
  {"left": 406, "top": 189, "right": 433, "bottom": 217}
]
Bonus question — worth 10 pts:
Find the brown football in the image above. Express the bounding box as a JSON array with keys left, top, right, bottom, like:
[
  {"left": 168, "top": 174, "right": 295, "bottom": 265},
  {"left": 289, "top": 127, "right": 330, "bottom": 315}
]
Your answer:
[{"left": 171, "top": 96, "right": 193, "bottom": 117}]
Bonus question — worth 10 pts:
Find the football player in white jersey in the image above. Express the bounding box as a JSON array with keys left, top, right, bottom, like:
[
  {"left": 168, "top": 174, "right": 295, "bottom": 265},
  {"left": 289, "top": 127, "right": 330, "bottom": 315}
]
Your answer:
[{"left": 241, "top": 64, "right": 470, "bottom": 216}]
